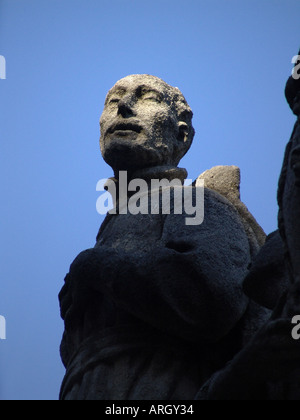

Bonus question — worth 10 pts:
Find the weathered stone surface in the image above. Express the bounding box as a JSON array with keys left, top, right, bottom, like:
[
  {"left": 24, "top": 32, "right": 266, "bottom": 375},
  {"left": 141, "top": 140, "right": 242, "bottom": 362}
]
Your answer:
[
  {"left": 100, "top": 74, "right": 195, "bottom": 176},
  {"left": 59, "top": 72, "right": 300, "bottom": 401},
  {"left": 243, "top": 230, "right": 289, "bottom": 310},
  {"left": 60, "top": 186, "right": 264, "bottom": 400},
  {"left": 197, "top": 165, "right": 241, "bottom": 203},
  {"left": 197, "top": 165, "right": 266, "bottom": 252},
  {"left": 279, "top": 121, "right": 300, "bottom": 285}
]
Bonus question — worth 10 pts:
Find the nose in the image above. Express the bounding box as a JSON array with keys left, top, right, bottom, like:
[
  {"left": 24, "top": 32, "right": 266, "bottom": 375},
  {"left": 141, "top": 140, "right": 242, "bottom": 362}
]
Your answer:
[{"left": 117, "top": 95, "right": 136, "bottom": 118}]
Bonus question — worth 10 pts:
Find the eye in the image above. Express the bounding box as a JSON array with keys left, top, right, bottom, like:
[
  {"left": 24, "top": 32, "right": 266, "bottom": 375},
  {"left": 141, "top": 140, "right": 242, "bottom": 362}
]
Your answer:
[
  {"left": 108, "top": 98, "right": 120, "bottom": 105},
  {"left": 138, "top": 88, "right": 162, "bottom": 103},
  {"left": 144, "top": 95, "right": 161, "bottom": 102},
  {"left": 142, "top": 92, "right": 162, "bottom": 103}
]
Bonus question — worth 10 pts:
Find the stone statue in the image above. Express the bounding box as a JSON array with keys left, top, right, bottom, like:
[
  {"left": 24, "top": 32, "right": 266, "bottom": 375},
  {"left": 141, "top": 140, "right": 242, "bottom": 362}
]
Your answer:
[{"left": 59, "top": 68, "right": 300, "bottom": 400}]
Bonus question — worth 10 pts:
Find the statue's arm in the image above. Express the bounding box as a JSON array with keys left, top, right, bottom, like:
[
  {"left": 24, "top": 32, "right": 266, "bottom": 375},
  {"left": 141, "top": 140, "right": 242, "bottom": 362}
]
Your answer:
[
  {"left": 61, "top": 193, "right": 251, "bottom": 343},
  {"left": 61, "top": 244, "right": 213, "bottom": 342}
]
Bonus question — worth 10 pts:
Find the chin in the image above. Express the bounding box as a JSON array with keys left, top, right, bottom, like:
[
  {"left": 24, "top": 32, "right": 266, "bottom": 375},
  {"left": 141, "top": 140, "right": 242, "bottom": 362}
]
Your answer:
[{"left": 102, "top": 138, "right": 164, "bottom": 172}]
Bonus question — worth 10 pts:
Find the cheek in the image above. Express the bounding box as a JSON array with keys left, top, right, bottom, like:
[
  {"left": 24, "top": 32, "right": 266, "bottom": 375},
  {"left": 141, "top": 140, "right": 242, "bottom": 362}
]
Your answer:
[
  {"left": 99, "top": 114, "right": 110, "bottom": 138},
  {"left": 99, "top": 115, "right": 105, "bottom": 131},
  {"left": 100, "top": 107, "right": 115, "bottom": 126},
  {"left": 142, "top": 106, "right": 177, "bottom": 133},
  {"left": 154, "top": 116, "right": 178, "bottom": 142}
]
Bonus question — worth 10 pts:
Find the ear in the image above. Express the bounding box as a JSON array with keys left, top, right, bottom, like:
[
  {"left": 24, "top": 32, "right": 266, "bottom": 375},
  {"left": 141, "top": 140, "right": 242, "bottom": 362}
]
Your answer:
[{"left": 177, "top": 121, "right": 189, "bottom": 143}]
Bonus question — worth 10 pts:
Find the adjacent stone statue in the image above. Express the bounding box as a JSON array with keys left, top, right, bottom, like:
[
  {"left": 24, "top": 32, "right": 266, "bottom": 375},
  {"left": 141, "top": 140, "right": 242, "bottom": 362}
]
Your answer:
[{"left": 59, "top": 66, "right": 300, "bottom": 400}]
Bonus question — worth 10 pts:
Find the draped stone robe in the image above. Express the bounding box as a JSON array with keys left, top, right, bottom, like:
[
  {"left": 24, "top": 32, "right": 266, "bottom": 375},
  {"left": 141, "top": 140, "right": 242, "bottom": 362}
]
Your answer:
[{"left": 59, "top": 167, "right": 269, "bottom": 400}]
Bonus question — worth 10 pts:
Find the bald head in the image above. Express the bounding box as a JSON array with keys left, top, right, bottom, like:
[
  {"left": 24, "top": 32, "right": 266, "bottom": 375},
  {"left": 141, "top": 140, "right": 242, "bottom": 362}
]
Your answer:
[{"left": 100, "top": 74, "right": 195, "bottom": 174}]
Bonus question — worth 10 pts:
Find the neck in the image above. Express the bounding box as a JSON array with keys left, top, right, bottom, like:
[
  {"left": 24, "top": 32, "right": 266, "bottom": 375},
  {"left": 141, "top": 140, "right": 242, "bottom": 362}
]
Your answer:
[
  {"left": 113, "top": 165, "right": 188, "bottom": 185},
  {"left": 103, "top": 165, "right": 188, "bottom": 211}
]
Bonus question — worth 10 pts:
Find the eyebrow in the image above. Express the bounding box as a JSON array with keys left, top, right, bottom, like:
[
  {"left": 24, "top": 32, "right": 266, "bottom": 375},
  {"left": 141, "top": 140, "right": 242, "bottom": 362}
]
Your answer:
[
  {"left": 105, "top": 87, "right": 126, "bottom": 104},
  {"left": 139, "top": 85, "right": 163, "bottom": 97},
  {"left": 105, "top": 84, "right": 164, "bottom": 105}
]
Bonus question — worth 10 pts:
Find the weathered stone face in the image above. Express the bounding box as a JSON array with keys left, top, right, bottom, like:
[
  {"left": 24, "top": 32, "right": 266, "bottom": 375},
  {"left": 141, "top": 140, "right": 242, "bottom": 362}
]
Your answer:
[{"left": 100, "top": 75, "right": 194, "bottom": 174}]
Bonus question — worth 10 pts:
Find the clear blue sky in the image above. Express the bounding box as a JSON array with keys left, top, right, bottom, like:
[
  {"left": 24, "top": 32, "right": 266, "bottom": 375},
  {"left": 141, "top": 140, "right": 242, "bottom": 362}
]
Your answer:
[{"left": 0, "top": 0, "right": 299, "bottom": 400}]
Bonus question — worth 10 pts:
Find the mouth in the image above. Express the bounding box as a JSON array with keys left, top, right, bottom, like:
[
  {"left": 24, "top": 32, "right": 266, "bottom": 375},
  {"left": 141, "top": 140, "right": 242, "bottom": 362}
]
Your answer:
[{"left": 108, "top": 122, "right": 143, "bottom": 135}]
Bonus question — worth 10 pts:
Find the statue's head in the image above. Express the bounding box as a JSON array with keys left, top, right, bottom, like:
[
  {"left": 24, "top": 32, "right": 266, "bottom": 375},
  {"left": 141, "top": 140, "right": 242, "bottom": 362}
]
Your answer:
[{"left": 100, "top": 75, "right": 195, "bottom": 175}]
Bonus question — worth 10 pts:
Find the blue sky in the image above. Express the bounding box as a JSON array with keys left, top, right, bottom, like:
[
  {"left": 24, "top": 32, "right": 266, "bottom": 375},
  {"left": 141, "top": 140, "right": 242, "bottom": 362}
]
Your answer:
[{"left": 0, "top": 0, "right": 299, "bottom": 400}]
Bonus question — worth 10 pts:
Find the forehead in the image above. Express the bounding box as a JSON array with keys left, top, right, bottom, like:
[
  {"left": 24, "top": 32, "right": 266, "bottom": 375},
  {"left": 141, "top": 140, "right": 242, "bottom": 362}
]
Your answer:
[{"left": 106, "top": 76, "right": 169, "bottom": 99}]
